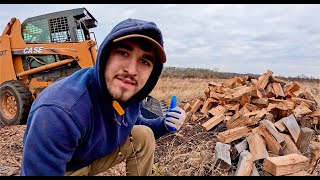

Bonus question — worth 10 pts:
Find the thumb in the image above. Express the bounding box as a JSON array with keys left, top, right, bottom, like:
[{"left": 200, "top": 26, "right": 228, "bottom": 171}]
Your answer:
[{"left": 169, "top": 96, "right": 177, "bottom": 109}]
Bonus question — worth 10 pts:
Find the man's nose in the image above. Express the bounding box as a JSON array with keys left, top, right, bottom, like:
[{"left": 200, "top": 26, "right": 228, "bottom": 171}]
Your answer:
[{"left": 123, "top": 58, "right": 138, "bottom": 75}]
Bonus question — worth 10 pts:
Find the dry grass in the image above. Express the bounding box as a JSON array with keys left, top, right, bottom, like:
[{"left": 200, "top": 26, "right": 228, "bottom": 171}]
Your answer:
[
  {"left": 1, "top": 76, "right": 320, "bottom": 176},
  {"left": 151, "top": 77, "right": 320, "bottom": 106},
  {"left": 150, "top": 77, "right": 225, "bottom": 105}
]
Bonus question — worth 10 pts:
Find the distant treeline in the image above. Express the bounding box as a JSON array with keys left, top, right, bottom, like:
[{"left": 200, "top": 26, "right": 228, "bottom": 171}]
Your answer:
[{"left": 161, "top": 67, "right": 320, "bottom": 83}]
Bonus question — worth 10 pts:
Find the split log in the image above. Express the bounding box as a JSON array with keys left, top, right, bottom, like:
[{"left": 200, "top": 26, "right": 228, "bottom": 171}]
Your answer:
[
  {"left": 266, "top": 83, "right": 276, "bottom": 98},
  {"left": 231, "top": 139, "right": 248, "bottom": 160},
  {"left": 286, "top": 81, "right": 301, "bottom": 93},
  {"left": 285, "top": 170, "right": 310, "bottom": 176},
  {"left": 226, "top": 116, "right": 258, "bottom": 130},
  {"left": 272, "top": 82, "right": 285, "bottom": 97},
  {"left": 200, "top": 98, "right": 217, "bottom": 115},
  {"left": 281, "top": 133, "right": 301, "bottom": 155},
  {"left": 191, "top": 114, "right": 198, "bottom": 122},
  {"left": 204, "top": 87, "right": 210, "bottom": 98},
  {"left": 231, "top": 86, "right": 253, "bottom": 100},
  {"left": 255, "top": 108, "right": 268, "bottom": 121},
  {"left": 282, "top": 114, "right": 301, "bottom": 143},
  {"left": 217, "top": 126, "right": 250, "bottom": 144},
  {"left": 268, "top": 99, "right": 295, "bottom": 110},
  {"left": 208, "top": 81, "right": 222, "bottom": 87},
  {"left": 243, "top": 103, "right": 259, "bottom": 112},
  {"left": 267, "top": 103, "right": 277, "bottom": 112},
  {"left": 256, "top": 70, "right": 273, "bottom": 90},
  {"left": 284, "top": 90, "right": 296, "bottom": 98},
  {"left": 251, "top": 89, "right": 263, "bottom": 99},
  {"left": 291, "top": 97, "right": 316, "bottom": 110},
  {"left": 258, "top": 122, "right": 284, "bottom": 156},
  {"left": 190, "top": 99, "right": 203, "bottom": 113},
  {"left": 296, "top": 127, "right": 314, "bottom": 154},
  {"left": 227, "top": 103, "right": 240, "bottom": 113},
  {"left": 202, "top": 114, "right": 225, "bottom": 131},
  {"left": 208, "top": 105, "right": 226, "bottom": 117},
  {"left": 260, "top": 120, "right": 285, "bottom": 144},
  {"left": 262, "top": 153, "right": 309, "bottom": 176},
  {"left": 246, "top": 132, "right": 269, "bottom": 161},
  {"left": 240, "top": 94, "right": 251, "bottom": 107},
  {"left": 183, "top": 103, "right": 191, "bottom": 112},
  {"left": 310, "top": 110, "right": 320, "bottom": 117},
  {"left": 293, "top": 103, "right": 312, "bottom": 118},
  {"left": 213, "top": 142, "right": 232, "bottom": 170},
  {"left": 274, "top": 119, "right": 287, "bottom": 132},
  {"left": 302, "top": 90, "right": 316, "bottom": 102},
  {"left": 210, "top": 91, "right": 224, "bottom": 101},
  {"left": 234, "top": 150, "right": 254, "bottom": 176},
  {"left": 271, "top": 76, "right": 287, "bottom": 86},
  {"left": 251, "top": 98, "right": 269, "bottom": 106},
  {"left": 222, "top": 76, "right": 242, "bottom": 88},
  {"left": 309, "top": 141, "right": 320, "bottom": 167}
]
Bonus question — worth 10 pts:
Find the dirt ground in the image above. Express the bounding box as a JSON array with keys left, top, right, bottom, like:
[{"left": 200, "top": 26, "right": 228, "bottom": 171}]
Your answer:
[
  {"left": 0, "top": 78, "right": 320, "bottom": 176},
  {"left": 1, "top": 115, "right": 320, "bottom": 176},
  {"left": 0, "top": 118, "right": 220, "bottom": 176}
]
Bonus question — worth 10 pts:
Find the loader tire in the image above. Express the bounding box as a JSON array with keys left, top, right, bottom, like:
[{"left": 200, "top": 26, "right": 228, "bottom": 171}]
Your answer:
[{"left": 0, "top": 80, "right": 32, "bottom": 126}]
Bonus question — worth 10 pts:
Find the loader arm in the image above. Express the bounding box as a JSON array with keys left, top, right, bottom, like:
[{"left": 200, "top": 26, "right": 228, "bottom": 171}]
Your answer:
[
  {"left": 11, "top": 41, "right": 97, "bottom": 70},
  {"left": 1, "top": 18, "right": 17, "bottom": 37},
  {"left": 0, "top": 7, "right": 98, "bottom": 126}
]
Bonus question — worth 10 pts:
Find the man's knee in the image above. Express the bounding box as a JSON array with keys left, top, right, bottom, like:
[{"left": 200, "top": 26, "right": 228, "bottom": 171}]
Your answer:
[{"left": 131, "top": 125, "right": 156, "bottom": 149}]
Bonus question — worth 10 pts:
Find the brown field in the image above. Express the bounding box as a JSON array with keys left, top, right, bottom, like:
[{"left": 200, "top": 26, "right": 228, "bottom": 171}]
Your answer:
[{"left": 1, "top": 75, "right": 320, "bottom": 176}]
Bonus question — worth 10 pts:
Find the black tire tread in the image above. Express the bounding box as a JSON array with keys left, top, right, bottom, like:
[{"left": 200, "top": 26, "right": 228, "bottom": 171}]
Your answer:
[{"left": 0, "top": 80, "right": 32, "bottom": 125}]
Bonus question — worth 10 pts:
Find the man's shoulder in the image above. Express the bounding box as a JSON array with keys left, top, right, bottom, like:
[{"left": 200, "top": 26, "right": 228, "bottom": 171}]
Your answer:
[{"left": 32, "top": 69, "right": 95, "bottom": 112}]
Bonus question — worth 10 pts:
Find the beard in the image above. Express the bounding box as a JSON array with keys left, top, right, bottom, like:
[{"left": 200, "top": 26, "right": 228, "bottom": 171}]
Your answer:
[{"left": 106, "top": 73, "right": 139, "bottom": 102}]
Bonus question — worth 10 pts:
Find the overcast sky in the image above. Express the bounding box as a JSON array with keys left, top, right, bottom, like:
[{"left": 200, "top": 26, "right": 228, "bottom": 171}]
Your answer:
[{"left": 1, "top": 4, "right": 319, "bottom": 78}]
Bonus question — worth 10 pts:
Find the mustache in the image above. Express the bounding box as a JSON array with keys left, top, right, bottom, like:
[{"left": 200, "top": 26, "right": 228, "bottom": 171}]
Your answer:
[{"left": 115, "top": 73, "right": 138, "bottom": 85}]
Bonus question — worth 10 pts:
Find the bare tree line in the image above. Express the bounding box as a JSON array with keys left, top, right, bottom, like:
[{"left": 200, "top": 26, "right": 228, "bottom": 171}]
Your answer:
[{"left": 161, "top": 67, "right": 320, "bottom": 83}]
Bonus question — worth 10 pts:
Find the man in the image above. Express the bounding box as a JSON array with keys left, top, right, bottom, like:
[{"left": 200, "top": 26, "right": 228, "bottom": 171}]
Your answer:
[{"left": 20, "top": 18, "right": 186, "bottom": 176}]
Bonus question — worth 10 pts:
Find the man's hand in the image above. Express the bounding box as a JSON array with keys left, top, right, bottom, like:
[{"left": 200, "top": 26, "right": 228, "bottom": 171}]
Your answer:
[{"left": 164, "top": 96, "right": 186, "bottom": 132}]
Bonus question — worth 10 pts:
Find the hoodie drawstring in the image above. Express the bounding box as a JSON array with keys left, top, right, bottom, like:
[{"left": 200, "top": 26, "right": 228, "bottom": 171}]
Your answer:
[{"left": 113, "top": 107, "right": 140, "bottom": 176}]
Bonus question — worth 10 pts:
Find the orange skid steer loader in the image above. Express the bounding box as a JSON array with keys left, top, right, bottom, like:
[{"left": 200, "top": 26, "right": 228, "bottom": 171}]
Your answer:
[{"left": 0, "top": 8, "right": 98, "bottom": 125}]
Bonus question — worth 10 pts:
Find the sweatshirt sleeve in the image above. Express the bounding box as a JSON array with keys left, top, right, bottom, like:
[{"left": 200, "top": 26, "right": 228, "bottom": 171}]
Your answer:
[
  {"left": 20, "top": 105, "right": 83, "bottom": 176},
  {"left": 135, "top": 108, "right": 170, "bottom": 139}
]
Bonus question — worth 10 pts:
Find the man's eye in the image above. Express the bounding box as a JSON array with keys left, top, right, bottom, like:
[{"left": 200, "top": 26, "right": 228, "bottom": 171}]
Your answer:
[
  {"left": 117, "top": 50, "right": 128, "bottom": 56},
  {"left": 140, "top": 59, "right": 151, "bottom": 66}
]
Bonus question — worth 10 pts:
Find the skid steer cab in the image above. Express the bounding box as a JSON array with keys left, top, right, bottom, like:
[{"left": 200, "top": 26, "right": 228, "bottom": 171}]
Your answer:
[{"left": 0, "top": 8, "right": 98, "bottom": 126}]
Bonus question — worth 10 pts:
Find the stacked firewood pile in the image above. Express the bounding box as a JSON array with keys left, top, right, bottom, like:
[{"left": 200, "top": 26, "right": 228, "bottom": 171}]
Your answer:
[{"left": 183, "top": 70, "right": 320, "bottom": 176}]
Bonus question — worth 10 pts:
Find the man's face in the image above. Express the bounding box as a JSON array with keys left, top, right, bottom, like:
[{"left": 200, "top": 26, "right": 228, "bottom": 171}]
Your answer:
[{"left": 105, "top": 39, "right": 155, "bottom": 102}]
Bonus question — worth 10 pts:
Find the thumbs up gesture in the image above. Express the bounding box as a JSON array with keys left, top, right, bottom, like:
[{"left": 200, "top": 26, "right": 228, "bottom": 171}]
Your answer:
[{"left": 164, "top": 96, "right": 186, "bottom": 132}]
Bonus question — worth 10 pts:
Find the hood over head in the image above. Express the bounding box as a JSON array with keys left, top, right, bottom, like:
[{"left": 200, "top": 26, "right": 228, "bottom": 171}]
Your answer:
[{"left": 94, "top": 18, "right": 166, "bottom": 107}]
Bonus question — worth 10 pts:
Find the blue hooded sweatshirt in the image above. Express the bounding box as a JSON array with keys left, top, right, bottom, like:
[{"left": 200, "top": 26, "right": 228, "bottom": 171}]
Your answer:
[{"left": 20, "top": 18, "right": 170, "bottom": 176}]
